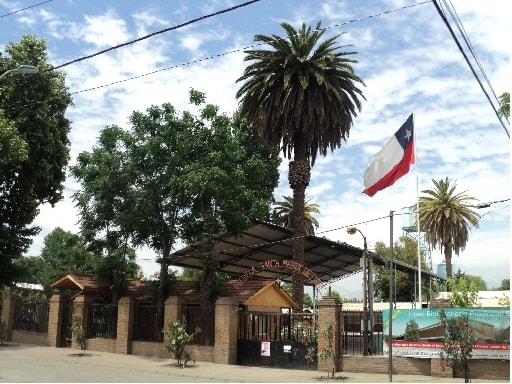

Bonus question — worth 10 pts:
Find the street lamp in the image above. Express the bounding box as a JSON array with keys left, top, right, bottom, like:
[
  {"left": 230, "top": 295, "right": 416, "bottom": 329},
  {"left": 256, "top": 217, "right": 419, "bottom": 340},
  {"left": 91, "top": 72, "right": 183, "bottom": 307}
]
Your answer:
[
  {"left": 0, "top": 65, "right": 39, "bottom": 81},
  {"left": 347, "top": 226, "right": 372, "bottom": 356}
]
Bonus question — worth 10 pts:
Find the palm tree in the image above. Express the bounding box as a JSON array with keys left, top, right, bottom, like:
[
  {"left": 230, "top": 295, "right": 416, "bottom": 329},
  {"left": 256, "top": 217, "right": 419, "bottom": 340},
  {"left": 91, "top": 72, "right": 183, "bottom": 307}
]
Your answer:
[
  {"left": 418, "top": 177, "right": 480, "bottom": 279},
  {"left": 236, "top": 22, "right": 365, "bottom": 309},
  {"left": 273, "top": 195, "right": 320, "bottom": 235},
  {"left": 498, "top": 92, "right": 510, "bottom": 119}
]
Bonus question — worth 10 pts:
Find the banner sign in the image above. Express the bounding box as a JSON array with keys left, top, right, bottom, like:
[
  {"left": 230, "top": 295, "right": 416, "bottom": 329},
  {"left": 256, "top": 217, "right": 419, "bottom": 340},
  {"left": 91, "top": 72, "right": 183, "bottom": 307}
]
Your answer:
[{"left": 382, "top": 308, "right": 509, "bottom": 360}]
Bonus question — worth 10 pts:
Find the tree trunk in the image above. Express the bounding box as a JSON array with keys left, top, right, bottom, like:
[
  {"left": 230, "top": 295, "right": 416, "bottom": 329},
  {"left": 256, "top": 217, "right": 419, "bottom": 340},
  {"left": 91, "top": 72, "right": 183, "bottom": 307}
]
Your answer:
[
  {"left": 199, "top": 267, "right": 216, "bottom": 346},
  {"left": 288, "top": 132, "right": 310, "bottom": 311},
  {"left": 444, "top": 243, "right": 453, "bottom": 279}
]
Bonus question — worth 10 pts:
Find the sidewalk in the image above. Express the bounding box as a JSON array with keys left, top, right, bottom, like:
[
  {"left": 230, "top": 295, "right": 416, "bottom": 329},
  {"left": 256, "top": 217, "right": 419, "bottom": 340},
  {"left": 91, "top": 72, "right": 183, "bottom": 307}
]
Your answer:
[{"left": 0, "top": 343, "right": 508, "bottom": 383}]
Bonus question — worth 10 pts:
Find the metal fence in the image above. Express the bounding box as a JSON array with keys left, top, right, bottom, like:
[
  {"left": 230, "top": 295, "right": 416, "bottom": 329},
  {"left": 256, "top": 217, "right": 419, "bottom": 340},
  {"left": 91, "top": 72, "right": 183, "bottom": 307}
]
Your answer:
[
  {"left": 339, "top": 310, "right": 384, "bottom": 356},
  {"left": 87, "top": 303, "right": 117, "bottom": 339},
  {"left": 12, "top": 299, "right": 49, "bottom": 333},
  {"left": 133, "top": 304, "right": 163, "bottom": 342},
  {"left": 238, "top": 311, "right": 317, "bottom": 342}
]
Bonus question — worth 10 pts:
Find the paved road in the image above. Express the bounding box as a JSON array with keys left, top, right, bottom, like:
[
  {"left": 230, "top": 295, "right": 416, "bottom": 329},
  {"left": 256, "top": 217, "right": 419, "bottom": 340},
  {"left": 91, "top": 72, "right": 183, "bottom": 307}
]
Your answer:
[{"left": 0, "top": 343, "right": 507, "bottom": 383}]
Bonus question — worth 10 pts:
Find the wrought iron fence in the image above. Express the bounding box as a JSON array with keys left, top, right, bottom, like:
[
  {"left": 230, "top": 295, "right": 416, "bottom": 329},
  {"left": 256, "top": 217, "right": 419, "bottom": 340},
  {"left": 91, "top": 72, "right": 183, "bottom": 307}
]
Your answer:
[
  {"left": 238, "top": 311, "right": 317, "bottom": 342},
  {"left": 12, "top": 299, "right": 49, "bottom": 333},
  {"left": 87, "top": 303, "right": 117, "bottom": 339},
  {"left": 133, "top": 304, "right": 163, "bottom": 342},
  {"left": 339, "top": 310, "right": 384, "bottom": 356}
]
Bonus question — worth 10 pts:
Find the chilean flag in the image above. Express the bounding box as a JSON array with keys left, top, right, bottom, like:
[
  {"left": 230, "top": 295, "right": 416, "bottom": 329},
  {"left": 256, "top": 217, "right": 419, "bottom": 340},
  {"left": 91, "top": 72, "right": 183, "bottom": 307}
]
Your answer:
[{"left": 363, "top": 114, "right": 415, "bottom": 197}]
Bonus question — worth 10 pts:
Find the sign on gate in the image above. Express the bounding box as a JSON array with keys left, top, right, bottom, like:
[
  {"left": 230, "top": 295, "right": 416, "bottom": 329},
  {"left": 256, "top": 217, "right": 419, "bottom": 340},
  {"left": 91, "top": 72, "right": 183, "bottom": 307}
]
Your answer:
[{"left": 382, "top": 308, "right": 510, "bottom": 360}]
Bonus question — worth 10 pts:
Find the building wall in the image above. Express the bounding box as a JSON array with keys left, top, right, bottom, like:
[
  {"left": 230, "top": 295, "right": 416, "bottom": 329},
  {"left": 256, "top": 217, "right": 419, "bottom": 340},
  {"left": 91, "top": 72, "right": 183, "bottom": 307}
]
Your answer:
[{"left": 1, "top": 293, "right": 509, "bottom": 381}]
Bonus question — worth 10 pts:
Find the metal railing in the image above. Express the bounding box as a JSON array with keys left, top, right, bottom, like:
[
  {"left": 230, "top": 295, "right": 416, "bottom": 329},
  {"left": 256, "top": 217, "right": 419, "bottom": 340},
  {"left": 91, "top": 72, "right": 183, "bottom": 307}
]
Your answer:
[
  {"left": 87, "top": 303, "right": 117, "bottom": 339},
  {"left": 12, "top": 300, "right": 49, "bottom": 333},
  {"left": 339, "top": 310, "right": 384, "bottom": 355},
  {"left": 238, "top": 311, "right": 317, "bottom": 342}
]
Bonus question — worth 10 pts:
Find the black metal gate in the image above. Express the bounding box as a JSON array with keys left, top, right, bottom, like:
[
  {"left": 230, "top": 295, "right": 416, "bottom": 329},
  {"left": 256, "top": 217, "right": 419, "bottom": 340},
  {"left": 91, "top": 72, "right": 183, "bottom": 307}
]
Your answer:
[{"left": 237, "top": 311, "right": 317, "bottom": 370}]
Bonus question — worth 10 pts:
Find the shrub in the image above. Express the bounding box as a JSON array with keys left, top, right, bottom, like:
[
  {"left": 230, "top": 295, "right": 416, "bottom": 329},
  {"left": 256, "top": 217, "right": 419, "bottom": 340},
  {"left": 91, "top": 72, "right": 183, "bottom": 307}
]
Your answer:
[
  {"left": 438, "top": 308, "right": 476, "bottom": 383},
  {"left": 162, "top": 315, "right": 201, "bottom": 367},
  {"left": 71, "top": 317, "right": 86, "bottom": 355}
]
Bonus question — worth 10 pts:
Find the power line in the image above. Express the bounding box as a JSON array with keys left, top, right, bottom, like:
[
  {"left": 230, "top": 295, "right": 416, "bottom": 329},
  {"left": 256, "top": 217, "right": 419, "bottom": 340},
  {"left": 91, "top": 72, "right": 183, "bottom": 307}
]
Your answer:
[
  {"left": 44, "top": 0, "right": 261, "bottom": 73},
  {"left": 2, "top": 2, "right": 433, "bottom": 113},
  {"left": 432, "top": 0, "right": 510, "bottom": 138},
  {"left": 0, "top": 0, "right": 55, "bottom": 18}
]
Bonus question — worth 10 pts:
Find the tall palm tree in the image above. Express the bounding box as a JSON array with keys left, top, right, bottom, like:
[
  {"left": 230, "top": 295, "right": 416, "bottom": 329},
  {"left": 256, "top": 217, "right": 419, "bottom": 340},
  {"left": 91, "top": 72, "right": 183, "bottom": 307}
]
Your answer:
[
  {"left": 236, "top": 22, "right": 365, "bottom": 309},
  {"left": 273, "top": 195, "right": 320, "bottom": 235},
  {"left": 418, "top": 177, "right": 480, "bottom": 279}
]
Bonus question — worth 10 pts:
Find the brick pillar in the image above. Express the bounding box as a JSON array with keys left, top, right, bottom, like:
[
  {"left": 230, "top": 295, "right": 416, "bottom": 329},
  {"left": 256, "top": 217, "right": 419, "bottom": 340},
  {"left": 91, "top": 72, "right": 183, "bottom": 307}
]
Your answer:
[
  {"left": 115, "top": 296, "right": 134, "bottom": 354},
  {"left": 164, "top": 296, "right": 183, "bottom": 327},
  {"left": 317, "top": 297, "right": 341, "bottom": 374},
  {"left": 213, "top": 297, "right": 238, "bottom": 365},
  {"left": 163, "top": 296, "right": 184, "bottom": 355},
  {"left": 47, "top": 294, "right": 66, "bottom": 347},
  {"left": 1, "top": 294, "right": 20, "bottom": 342}
]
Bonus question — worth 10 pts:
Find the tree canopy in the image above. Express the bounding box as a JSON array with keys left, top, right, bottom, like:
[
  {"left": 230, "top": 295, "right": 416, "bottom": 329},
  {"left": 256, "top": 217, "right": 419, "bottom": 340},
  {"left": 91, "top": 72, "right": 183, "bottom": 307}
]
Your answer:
[
  {"left": 70, "top": 89, "right": 280, "bottom": 342},
  {"left": 0, "top": 34, "right": 72, "bottom": 287},
  {"left": 373, "top": 235, "right": 434, "bottom": 303}
]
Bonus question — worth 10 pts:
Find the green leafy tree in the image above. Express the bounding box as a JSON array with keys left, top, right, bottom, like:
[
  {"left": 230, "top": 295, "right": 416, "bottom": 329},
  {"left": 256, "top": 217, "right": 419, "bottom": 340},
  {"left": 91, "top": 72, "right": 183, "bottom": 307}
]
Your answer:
[
  {"left": 0, "top": 112, "right": 28, "bottom": 178},
  {"left": 439, "top": 308, "right": 476, "bottom": 382},
  {"left": 497, "top": 278, "right": 510, "bottom": 290},
  {"left": 0, "top": 34, "right": 73, "bottom": 288},
  {"left": 272, "top": 195, "right": 320, "bottom": 235},
  {"left": 447, "top": 276, "right": 479, "bottom": 308},
  {"left": 71, "top": 89, "right": 279, "bottom": 344},
  {"left": 419, "top": 178, "right": 480, "bottom": 278},
  {"left": 452, "top": 269, "right": 487, "bottom": 291},
  {"left": 236, "top": 21, "right": 365, "bottom": 309},
  {"left": 373, "top": 236, "right": 433, "bottom": 302},
  {"left": 404, "top": 319, "right": 420, "bottom": 341}
]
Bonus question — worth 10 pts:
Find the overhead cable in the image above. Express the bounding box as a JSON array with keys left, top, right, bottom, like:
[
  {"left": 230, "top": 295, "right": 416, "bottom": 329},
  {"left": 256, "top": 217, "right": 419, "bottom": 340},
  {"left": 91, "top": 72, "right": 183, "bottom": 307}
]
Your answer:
[
  {"left": 0, "top": 0, "right": 55, "bottom": 18},
  {"left": 432, "top": 0, "right": 510, "bottom": 138}
]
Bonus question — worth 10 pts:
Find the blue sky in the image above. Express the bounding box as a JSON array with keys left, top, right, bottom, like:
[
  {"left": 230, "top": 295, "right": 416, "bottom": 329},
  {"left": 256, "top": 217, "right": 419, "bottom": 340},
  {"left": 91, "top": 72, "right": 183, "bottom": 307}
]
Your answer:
[{"left": 1, "top": 0, "right": 509, "bottom": 300}]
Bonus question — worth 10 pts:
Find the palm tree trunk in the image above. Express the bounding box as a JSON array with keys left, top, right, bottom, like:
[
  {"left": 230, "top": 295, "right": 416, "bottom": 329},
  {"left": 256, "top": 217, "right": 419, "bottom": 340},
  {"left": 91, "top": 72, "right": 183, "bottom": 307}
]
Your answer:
[
  {"left": 444, "top": 243, "right": 453, "bottom": 279},
  {"left": 288, "top": 132, "right": 310, "bottom": 311}
]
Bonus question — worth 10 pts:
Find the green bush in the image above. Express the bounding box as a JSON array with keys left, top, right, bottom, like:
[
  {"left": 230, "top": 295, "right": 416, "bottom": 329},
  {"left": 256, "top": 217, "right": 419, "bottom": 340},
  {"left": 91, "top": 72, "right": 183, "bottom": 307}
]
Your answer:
[{"left": 162, "top": 315, "right": 201, "bottom": 367}]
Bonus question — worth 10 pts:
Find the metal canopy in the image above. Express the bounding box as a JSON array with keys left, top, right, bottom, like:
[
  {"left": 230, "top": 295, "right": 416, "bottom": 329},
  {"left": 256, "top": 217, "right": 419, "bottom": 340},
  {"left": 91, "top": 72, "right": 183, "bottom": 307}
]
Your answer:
[{"left": 165, "top": 219, "right": 445, "bottom": 288}]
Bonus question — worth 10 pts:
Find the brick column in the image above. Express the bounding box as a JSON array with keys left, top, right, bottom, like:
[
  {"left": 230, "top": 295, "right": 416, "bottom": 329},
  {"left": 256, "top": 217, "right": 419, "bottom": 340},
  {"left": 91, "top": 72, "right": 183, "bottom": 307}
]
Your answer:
[
  {"left": 213, "top": 297, "right": 238, "bottom": 364},
  {"left": 164, "top": 296, "right": 184, "bottom": 327},
  {"left": 0, "top": 294, "right": 20, "bottom": 342},
  {"left": 317, "top": 297, "right": 341, "bottom": 374},
  {"left": 115, "top": 296, "right": 134, "bottom": 354},
  {"left": 47, "top": 294, "right": 66, "bottom": 347}
]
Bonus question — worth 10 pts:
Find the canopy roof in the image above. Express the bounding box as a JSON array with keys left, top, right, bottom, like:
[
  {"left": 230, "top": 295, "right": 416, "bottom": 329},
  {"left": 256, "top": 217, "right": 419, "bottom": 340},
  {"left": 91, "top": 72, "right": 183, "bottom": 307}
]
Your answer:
[{"left": 165, "top": 220, "right": 445, "bottom": 289}]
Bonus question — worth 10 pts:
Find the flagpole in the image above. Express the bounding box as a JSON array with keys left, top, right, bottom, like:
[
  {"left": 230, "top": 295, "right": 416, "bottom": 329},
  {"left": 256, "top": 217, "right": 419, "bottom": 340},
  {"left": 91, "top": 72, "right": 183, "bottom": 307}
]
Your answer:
[{"left": 413, "top": 111, "right": 422, "bottom": 309}]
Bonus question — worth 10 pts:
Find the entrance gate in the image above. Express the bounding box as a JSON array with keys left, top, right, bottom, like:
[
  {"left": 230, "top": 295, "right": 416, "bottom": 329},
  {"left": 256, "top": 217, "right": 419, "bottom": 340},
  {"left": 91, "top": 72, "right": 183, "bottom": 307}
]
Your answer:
[{"left": 237, "top": 311, "right": 317, "bottom": 370}]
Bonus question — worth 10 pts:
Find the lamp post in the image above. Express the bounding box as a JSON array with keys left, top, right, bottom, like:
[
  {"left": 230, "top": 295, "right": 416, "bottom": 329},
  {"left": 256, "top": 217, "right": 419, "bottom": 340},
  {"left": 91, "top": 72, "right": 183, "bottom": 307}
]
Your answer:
[
  {"left": 0, "top": 65, "right": 39, "bottom": 81},
  {"left": 347, "top": 226, "right": 371, "bottom": 356}
]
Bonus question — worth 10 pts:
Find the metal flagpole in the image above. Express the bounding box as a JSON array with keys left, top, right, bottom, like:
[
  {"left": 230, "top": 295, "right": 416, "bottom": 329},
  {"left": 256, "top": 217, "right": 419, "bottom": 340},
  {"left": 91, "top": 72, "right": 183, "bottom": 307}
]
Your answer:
[
  {"left": 413, "top": 111, "right": 422, "bottom": 309},
  {"left": 388, "top": 210, "right": 394, "bottom": 382}
]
